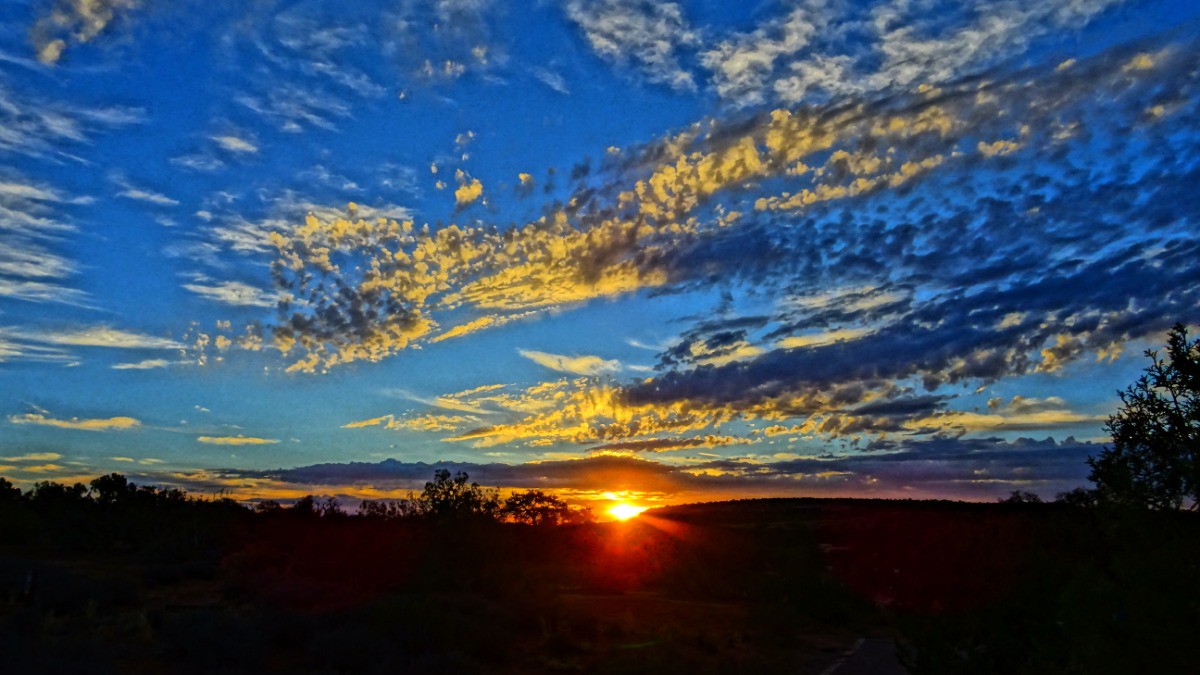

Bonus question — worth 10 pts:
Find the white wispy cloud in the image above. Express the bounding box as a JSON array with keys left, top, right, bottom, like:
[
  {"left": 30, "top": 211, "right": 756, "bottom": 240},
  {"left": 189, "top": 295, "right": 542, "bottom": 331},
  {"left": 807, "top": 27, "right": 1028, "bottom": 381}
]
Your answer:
[
  {"left": 11, "top": 326, "right": 183, "bottom": 349},
  {"left": 532, "top": 67, "right": 570, "bottom": 94},
  {"left": 703, "top": 0, "right": 1126, "bottom": 106},
  {"left": 518, "top": 349, "right": 620, "bottom": 376},
  {"left": 212, "top": 134, "right": 259, "bottom": 154},
  {"left": 0, "top": 173, "right": 91, "bottom": 306},
  {"left": 115, "top": 184, "right": 179, "bottom": 206},
  {"left": 0, "top": 81, "right": 143, "bottom": 159},
  {"left": 0, "top": 452, "right": 63, "bottom": 462},
  {"left": 0, "top": 332, "right": 74, "bottom": 363},
  {"left": 563, "top": 0, "right": 698, "bottom": 91},
  {"left": 183, "top": 278, "right": 276, "bottom": 308},
  {"left": 0, "top": 180, "right": 92, "bottom": 205},
  {"left": 700, "top": 5, "right": 825, "bottom": 106},
  {"left": 170, "top": 153, "right": 225, "bottom": 172},
  {"left": 111, "top": 358, "right": 177, "bottom": 370}
]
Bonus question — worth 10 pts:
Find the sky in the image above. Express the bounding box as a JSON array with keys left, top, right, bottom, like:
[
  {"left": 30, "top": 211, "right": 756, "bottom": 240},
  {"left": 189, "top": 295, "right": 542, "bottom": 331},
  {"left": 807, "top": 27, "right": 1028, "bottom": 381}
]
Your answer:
[{"left": 1, "top": 0, "right": 1198, "bottom": 508}]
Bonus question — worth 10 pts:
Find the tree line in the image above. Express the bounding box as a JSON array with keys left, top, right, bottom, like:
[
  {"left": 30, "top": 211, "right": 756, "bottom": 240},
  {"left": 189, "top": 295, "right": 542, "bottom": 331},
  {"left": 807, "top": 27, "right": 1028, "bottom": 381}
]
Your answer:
[{"left": 0, "top": 468, "right": 592, "bottom": 526}]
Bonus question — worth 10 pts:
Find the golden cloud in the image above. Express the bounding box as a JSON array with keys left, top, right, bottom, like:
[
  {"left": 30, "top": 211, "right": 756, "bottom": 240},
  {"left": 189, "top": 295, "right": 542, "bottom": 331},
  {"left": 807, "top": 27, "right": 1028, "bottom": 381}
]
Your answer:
[
  {"left": 196, "top": 435, "right": 279, "bottom": 445},
  {"left": 9, "top": 413, "right": 141, "bottom": 431},
  {"left": 454, "top": 169, "right": 484, "bottom": 206},
  {"left": 0, "top": 452, "right": 64, "bottom": 462},
  {"left": 31, "top": 0, "right": 140, "bottom": 65},
  {"left": 232, "top": 39, "right": 1187, "bottom": 381}
]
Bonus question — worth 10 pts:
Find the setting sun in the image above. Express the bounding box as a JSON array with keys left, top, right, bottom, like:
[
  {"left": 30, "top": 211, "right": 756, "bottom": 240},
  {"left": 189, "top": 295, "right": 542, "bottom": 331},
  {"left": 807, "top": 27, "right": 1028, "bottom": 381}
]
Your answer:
[{"left": 608, "top": 503, "right": 647, "bottom": 521}]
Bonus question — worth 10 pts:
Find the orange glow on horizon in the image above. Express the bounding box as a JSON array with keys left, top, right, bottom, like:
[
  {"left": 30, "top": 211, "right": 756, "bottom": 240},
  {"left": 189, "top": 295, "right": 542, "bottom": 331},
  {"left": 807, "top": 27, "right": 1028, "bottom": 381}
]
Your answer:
[{"left": 607, "top": 502, "right": 647, "bottom": 521}]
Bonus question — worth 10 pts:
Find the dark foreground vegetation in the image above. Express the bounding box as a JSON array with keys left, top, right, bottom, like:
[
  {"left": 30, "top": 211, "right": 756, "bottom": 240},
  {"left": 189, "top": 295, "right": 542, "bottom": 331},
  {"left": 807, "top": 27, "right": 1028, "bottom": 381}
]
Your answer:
[{"left": 2, "top": 470, "right": 1197, "bottom": 674}]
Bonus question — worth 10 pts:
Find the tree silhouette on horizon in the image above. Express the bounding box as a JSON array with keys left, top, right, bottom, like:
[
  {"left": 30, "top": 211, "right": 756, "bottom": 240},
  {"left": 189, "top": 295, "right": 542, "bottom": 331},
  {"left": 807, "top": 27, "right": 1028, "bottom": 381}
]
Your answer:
[{"left": 1089, "top": 322, "right": 1199, "bottom": 510}]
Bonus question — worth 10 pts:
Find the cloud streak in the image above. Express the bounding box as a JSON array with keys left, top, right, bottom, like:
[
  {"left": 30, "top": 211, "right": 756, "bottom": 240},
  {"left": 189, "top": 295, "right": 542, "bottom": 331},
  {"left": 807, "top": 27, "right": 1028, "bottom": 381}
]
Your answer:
[
  {"left": 9, "top": 412, "right": 141, "bottom": 431},
  {"left": 196, "top": 435, "right": 279, "bottom": 446},
  {"left": 212, "top": 434, "right": 1102, "bottom": 501},
  {"left": 518, "top": 349, "right": 620, "bottom": 376}
]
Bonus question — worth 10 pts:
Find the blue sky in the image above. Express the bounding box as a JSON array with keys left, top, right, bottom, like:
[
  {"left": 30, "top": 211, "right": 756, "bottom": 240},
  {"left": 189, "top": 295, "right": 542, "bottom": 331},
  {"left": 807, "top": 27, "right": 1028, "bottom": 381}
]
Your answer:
[{"left": 1, "top": 0, "right": 1198, "bottom": 507}]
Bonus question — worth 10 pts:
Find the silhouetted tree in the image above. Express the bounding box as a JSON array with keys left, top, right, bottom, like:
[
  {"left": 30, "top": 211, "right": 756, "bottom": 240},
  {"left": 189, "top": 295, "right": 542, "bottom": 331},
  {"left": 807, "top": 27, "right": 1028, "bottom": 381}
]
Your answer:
[
  {"left": 0, "top": 477, "right": 21, "bottom": 502},
  {"left": 1055, "top": 487, "right": 1099, "bottom": 508},
  {"left": 1088, "top": 323, "right": 1199, "bottom": 510},
  {"left": 254, "top": 500, "right": 283, "bottom": 514},
  {"left": 420, "top": 470, "right": 500, "bottom": 521},
  {"left": 356, "top": 498, "right": 390, "bottom": 519},
  {"left": 502, "top": 489, "right": 574, "bottom": 525},
  {"left": 357, "top": 495, "right": 425, "bottom": 520},
  {"left": 318, "top": 497, "right": 346, "bottom": 518},
  {"left": 999, "top": 490, "right": 1043, "bottom": 504},
  {"left": 290, "top": 495, "right": 318, "bottom": 518},
  {"left": 90, "top": 472, "right": 135, "bottom": 505},
  {"left": 28, "top": 480, "right": 88, "bottom": 507}
]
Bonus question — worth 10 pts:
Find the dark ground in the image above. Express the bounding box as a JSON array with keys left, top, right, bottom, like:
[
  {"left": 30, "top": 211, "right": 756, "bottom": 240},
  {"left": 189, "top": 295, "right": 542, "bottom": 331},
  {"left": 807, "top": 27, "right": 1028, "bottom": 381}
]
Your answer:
[{"left": 2, "top": 497, "right": 1197, "bottom": 673}]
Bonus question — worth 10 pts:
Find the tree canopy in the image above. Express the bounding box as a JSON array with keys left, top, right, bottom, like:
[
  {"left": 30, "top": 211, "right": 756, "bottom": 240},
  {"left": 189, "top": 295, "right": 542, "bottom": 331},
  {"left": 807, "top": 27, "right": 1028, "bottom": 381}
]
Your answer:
[
  {"left": 419, "top": 469, "right": 501, "bottom": 521},
  {"left": 1088, "top": 323, "right": 1199, "bottom": 510}
]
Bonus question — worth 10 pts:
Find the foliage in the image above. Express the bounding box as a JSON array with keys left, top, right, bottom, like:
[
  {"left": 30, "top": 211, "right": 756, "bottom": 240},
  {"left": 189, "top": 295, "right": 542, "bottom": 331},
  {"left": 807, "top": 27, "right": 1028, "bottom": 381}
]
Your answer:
[
  {"left": 355, "top": 496, "right": 424, "bottom": 520},
  {"left": 28, "top": 480, "right": 88, "bottom": 507},
  {"left": 419, "top": 469, "right": 501, "bottom": 521},
  {"left": 1088, "top": 323, "right": 1200, "bottom": 510},
  {"left": 0, "top": 476, "right": 20, "bottom": 502},
  {"left": 1055, "top": 487, "right": 1099, "bottom": 508},
  {"left": 999, "top": 490, "right": 1043, "bottom": 504},
  {"left": 502, "top": 489, "right": 588, "bottom": 525}
]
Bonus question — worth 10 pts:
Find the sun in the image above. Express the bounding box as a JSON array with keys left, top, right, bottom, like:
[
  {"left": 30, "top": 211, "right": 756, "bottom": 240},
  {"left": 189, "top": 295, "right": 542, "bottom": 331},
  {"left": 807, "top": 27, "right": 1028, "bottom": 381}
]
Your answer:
[{"left": 608, "top": 502, "right": 647, "bottom": 521}]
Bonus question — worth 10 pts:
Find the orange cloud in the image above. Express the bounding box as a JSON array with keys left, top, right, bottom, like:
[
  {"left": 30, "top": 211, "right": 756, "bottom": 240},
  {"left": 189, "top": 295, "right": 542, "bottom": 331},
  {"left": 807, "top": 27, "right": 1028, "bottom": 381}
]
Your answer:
[
  {"left": 196, "top": 435, "right": 279, "bottom": 445},
  {"left": 9, "top": 413, "right": 141, "bottom": 431}
]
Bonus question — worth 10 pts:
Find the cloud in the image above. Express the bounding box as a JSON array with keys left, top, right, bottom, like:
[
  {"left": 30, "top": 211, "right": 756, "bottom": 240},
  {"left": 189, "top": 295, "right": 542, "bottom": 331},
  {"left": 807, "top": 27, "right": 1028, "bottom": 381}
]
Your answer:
[
  {"left": 170, "top": 153, "right": 225, "bottom": 172},
  {"left": 235, "top": 83, "right": 352, "bottom": 133},
  {"left": 112, "top": 174, "right": 179, "bottom": 206},
  {"left": 700, "top": 5, "right": 825, "bottom": 106},
  {"left": 12, "top": 326, "right": 182, "bottom": 349},
  {"left": 214, "top": 27, "right": 1199, "bottom": 462},
  {"left": 267, "top": 11, "right": 387, "bottom": 98},
  {"left": 696, "top": 0, "right": 1125, "bottom": 107},
  {"left": 349, "top": 35, "right": 1192, "bottom": 455},
  {"left": 183, "top": 279, "right": 276, "bottom": 308},
  {"left": 558, "top": 0, "right": 1124, "bottom": 107},
  {"left": 2, "top": 324, "right": 184, "bottom": 365},
  {"left": 0, "top": 173, "right": 93, "bottom": 306},
  {"left": 196, "top": 435, "right": 279, "bottom": 446},
  {"left": 29, "top": 0, "right": 141, "bottom": 65},
  {"left": 563, "top": 0, "right": 697, "bottom": 90},
  {"left": 590, "top": 435, "right": 752, "bottom": 453},
  {"left": 454, "top": 169, "right": 484, "bottom": 206},
  {"left": 214, "top": 434, "right": 1102, "bottom": 501},
  {"left": 9, "top": 413, "right": 141, "bottom": 431},
  {"left": 518, "top": 349, "right": 620, "bottom": 376},
  {"left": 111, "top": 358, "right": 175, "bottom": 370},
  {"left": 908, "top": 395, "right": 1106, "bottom": 434},
  {"left": 342, "top": 415, "right": 393, "bottom": 429},
  {"left": 429, "top": 311, "right": 540, "bottom": 343},
  {"left": 532, "top": 67, "right": 570, "bottom": 94},
  {"left": 212, "top": 135, "right": 259, "bottom": 154},
  {"left": 341, "top": 412, "right": 485, "bottom": 433},
  {"left": 0, "top": 452, "right": 63, "bottom": 462},
  {"left": 0, "top": 332, "right": 72, "bottom": 364},
  {"left": 0, "top": 81, "right": 143, "bottom": 160}
]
